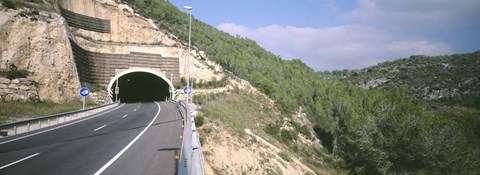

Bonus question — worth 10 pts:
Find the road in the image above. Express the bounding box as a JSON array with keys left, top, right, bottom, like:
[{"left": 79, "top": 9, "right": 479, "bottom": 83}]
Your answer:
[{"left": 0, "top": 102, "right": 183, "bottom": 175}]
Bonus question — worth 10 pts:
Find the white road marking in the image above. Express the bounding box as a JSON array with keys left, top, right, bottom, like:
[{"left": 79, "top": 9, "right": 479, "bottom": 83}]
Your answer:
[
  {"left": 93, "top": 125, "right": 107, "bottom": 132},
  {"left": 0, "top": 153, "right": 40, "bottom": 170},
  {"left": 122, "top": 115, "right": 128, "bottom": 118},
  {"left": 0, "top": 104, "right": 125, "bottom": 145},
  {"left": 94, "top": 102, "right": 162, "bottom": 175},
  {"left": 133, "top": 109, "right": 137, "bottom": 112}
]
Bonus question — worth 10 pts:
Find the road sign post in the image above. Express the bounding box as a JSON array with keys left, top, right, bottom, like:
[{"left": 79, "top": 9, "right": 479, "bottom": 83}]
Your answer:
[{"left": 80, "top": 87, "right": 90, "bottom": 109}]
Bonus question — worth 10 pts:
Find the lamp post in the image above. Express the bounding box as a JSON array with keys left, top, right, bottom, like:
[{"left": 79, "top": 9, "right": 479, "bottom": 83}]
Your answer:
[{"left": 184, "top": 5, "right": 192, "bottom": 103}]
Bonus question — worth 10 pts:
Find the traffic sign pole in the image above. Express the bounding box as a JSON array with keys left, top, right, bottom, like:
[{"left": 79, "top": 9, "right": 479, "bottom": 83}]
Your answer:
[
  {"left": 80, "top": 87, "right": 90, "bottom": 110},
  {"left": 82, "top": 96, "right": 85, "bottom": 110}
]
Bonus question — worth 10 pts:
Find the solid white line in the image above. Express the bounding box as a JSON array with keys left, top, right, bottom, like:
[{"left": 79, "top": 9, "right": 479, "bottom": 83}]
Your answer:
[
  {"left": 122, "top": 115, "right": 128, "bottom": 118},
  {"left": 94, "top": 125, "right": 107, "bottom": 132},
  {"left": 0, "top": 153, "right": 40, "bottom": 170},
  {"left": 93, "top": 102, "right": 162, "bottom": 175},
  {"left": 0, "top": 104, "right": 125, "bottom": 145}
]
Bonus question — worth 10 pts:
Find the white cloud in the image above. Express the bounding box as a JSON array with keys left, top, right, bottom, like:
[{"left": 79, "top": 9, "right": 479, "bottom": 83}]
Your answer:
[
  {"left": 215, "top": 0, "right": 480, "bottom": 70},
  {"left": 217, "top": 23, "right": 451, "bottom": 70},
  {"left": 343, "top": 0, "right": 480, "bottom": 30}
]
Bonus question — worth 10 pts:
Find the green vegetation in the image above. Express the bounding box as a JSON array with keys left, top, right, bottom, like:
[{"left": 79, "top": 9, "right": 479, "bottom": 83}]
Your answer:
[
  {"left": 1, "top": 0, "right": 46, "bottom": 10},
  {"left": 0, "top": 100, "right": 96, "bottom": 124},
  {"left": 278, "top": 151, "right": 292, "bottom": 162},
  {"left": 0, "top": 64, "right": 29, "bottom": 79},
  {"left": 194, "top": 76, "right": 229, "bottom": 89},
  {"left": 120, "top": 0, "right": 480, "bottom": 174},
  {"left": 198, "top": 91, "right": 276, "bottom": 135},
  {"left": 0, "top": 0, "right": 16, "bottom": 9},
  {"left": 197, "top": 90, "right": 342, "bottom": 174},
  {"left": 194, "top": 113, "right": 204, "bottom": 127},
  {"left": 86, "top": 83, "right": 106, "bottom": 93},
  {"left": 342, "top": 52, "right": 480, "bottom": 108}
]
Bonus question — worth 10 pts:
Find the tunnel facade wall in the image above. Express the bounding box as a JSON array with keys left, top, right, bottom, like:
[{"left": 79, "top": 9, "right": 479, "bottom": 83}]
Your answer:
[
  {"left": 59, "top": 1, "right": 180, "bottom": 86},
  {"left": 71, "top": 40, "right": 180, "bottom": 85}
]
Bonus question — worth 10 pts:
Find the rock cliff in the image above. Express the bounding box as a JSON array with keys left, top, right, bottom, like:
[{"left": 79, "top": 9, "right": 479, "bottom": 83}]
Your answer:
[
  {"left": 0, "top": 5, "right": 81, "bottom": 103},
  {"left": 0, "top": 0, "right": 224, "bottom": 103}
]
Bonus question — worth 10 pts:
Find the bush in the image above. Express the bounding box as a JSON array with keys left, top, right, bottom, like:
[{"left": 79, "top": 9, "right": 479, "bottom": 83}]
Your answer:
[
  {"left": 195, "top": 114, "right": 204, "bottom": 127},
  {"left": 265, "top": 123, "right": 280, "bottom": 137},
  {"left": 88, "top": 83, "right": 105, "bottom": 93},
  {"left": 278, "top": 151, "right": 292, "bottom": 162},
  {"left": 1, "top": 64, "right": 29, "bottom": 79},
  {"left": 1, "top": 0, "right": 16, "bottom": 9},
  {"left": 280, "top": 130, "right": 295, "bottom": 144},
  {"left": 314, "top": 125, "right": 334, "bottom": 153}
]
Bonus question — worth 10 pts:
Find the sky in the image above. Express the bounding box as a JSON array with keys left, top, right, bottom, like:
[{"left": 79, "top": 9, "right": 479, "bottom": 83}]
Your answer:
[{"left": 169, "top": 0, "right": 480, "bottom": 71}]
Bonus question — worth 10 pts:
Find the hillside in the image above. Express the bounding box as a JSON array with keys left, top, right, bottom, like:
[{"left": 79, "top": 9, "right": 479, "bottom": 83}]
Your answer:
[
  {"left": 341, "top": 52, "right": 480, "bottom": 108},
  {"left": 1, "top": 0, "right": 479, "bottom": 174},
  {"left": 118, "top": 0, "right": 480, "bottom": 174}
]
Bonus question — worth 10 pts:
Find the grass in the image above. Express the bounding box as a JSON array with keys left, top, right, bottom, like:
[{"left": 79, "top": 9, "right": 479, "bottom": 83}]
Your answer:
[
  {"left": 0, "top": 100, "right": 96, "bottom": 124},
  {"left": 199, "top": 91, "right": 278, "bottom": 137}
]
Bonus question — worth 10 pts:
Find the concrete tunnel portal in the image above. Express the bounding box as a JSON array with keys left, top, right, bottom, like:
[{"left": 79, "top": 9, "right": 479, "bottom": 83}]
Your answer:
[{"left": 107, "top": 69, "right": 174, "bottom": 103}]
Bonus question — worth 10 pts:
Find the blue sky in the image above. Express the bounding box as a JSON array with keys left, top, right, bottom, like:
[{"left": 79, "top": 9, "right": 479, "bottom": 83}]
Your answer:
[{"left": 169, "top": 0, "right": 480, "bottom": 70}]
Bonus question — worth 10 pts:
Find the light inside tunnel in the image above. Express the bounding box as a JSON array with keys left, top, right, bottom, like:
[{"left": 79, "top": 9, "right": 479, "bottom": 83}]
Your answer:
[{"left": 110, "top": 72, "right": 170, "bottom": 103}]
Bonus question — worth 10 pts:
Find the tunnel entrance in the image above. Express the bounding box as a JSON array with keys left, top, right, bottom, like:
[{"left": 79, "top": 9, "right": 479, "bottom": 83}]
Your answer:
[{"left": 107, "top": 69, "right": 174, "bottom": 103}]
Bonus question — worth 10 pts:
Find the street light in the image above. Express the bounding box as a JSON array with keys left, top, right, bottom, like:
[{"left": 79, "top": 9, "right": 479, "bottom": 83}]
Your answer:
[{"left": 184, "top": 5, "right": 192, "bottom": 103}]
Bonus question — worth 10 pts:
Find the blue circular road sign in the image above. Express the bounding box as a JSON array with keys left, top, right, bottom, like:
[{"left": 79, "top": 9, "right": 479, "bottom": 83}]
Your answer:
[
  {"left": 183, "top": 86, "right": 192, "bottom": 95},
  {"left": 80, "top": 87, "right": 90, "bottom": 97}
]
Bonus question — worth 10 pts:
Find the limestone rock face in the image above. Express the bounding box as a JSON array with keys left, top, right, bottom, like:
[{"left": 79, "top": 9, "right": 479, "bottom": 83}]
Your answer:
[
  {"left": 60, "top": 0, "right": 177, "bottom": 46},
  {"left": 60, "top": 0, "right": 225, "bottom": 85},
  {"left": 0, "top": 7, "right": 81, "bottom": 103}
]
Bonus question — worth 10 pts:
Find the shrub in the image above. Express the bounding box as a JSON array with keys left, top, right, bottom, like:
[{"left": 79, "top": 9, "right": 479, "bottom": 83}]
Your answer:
[
  {"left": 280, "top": 130, "right": 295, "bottom": 144},
  {"left": 4, "top": 64, "right": 29, "bottom": 79},
  {"left": 1, "top": 0, "right": 16, "bottom": 9},
  {"left": 88, "top": 83, "right": 105, "bottom": 93},
  {"left": 195, "top": 114, "right": 204, "bottom": 127},
  {"left": 314, "top": 125, "right": 334, "bottom": 153},
  {"left": 265, "top": 123, "right": 280, "bottom": 137},
  {"left": 278, "top": 151, "right": 292, "bottom": 162}
]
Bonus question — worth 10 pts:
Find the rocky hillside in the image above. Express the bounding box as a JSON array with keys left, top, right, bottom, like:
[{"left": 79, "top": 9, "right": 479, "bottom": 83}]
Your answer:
[
  {"left": 0, "top": 0, "right": 224, "bottom": 103},
  {"left": 0, "top": 1, "right": 81, "bottom": 103},
  {"left": 340, "top": 52, "right": 480, "bottom": 108},
  {"left": 1, "top": 0, "right": 479, "bottom": 174}
]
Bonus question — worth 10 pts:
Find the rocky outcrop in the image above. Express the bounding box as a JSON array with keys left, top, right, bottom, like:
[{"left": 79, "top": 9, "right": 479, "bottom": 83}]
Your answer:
[
  {"left": 60, "top": 0, "right": 177, "bottom": 45},
  {"left": 0, "top": 0, "right": 225, "bottom": 103},
  {"left": 60, "top": 0, "right": 224, "bottom": 86},
  {"left": 0, "top": 6, "right": 81, "bottom": 103},
  {"left": 0, "top": 77, "right": 39, "bottom": 102}
]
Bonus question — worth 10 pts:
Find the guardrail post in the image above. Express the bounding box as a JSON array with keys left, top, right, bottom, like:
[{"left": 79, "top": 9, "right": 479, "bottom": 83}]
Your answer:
[
  {"left": 38, "top": 120, "right": 41, "bottom": 129},
  {"left": 48, "top": 119, "right": 51, "bottom": 127},
  {"left": 13, "top": 125, "right": 17, "bottom": 135},
  {"left": 27, "top": 123, "right": 30, "bottom": 132}
]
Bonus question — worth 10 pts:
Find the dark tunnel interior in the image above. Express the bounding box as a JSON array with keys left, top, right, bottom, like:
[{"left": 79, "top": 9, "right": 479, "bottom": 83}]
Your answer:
[{"left": 110, "top": 72, "right": 170, "bottom": 103}]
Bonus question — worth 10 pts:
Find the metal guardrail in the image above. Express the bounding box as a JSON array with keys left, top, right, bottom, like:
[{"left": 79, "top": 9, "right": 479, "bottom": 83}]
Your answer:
[
  {"left": 0, "top": 103, "right": 118, "bottom": 137},
  {"left": 176, "top": 100, "right": 205, "bottom": 175}
]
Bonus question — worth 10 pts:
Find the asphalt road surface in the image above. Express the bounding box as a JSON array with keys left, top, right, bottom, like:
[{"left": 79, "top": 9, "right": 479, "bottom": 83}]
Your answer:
[{"left": 0, "top": 102, "right": 183, "bottom": 175}]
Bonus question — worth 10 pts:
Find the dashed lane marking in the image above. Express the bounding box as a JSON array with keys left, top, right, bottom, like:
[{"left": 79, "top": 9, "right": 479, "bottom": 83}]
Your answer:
[
  {"left": 93, "top": 125, "right": 107, "bottom": 132},
  {"left": 0, "top": 153, "right": 40, "bottom": 170}
]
